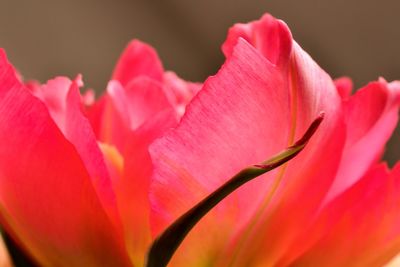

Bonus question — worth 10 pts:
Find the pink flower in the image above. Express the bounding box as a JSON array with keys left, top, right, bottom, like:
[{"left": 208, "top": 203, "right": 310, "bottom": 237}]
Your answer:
[
  {"left": 0, "top": 12, "right": 399, "bottom": 267},
  {"left": 149, "top": 14, "right": 400, "bottom": 266}
]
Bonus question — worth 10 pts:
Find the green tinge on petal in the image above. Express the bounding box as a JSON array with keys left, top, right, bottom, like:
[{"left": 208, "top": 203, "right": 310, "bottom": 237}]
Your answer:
[{"left": 145, "top": 113, "right": 324, "bottom": 267}]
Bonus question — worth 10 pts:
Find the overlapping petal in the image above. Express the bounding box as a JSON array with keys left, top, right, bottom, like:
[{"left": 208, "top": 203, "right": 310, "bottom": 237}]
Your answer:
[
  {"left": 149, "top": 13, "right": 399, "bottom": 267},
  {"left": 0, "top": 12, "right": 398, "bottom": 267},
  {"left": 292, "top": 163, "right": 400, "bottom": 267},
  {"left": 30, "top": 76, "right": 122, "bottom": 229},
  {"left": 85, "top": 39, "right": 196, "bottom": 265},
  {"left": 324, "top": 79, "right": 400, "bottom": 203},
  {"left": 150, "top": 19, "right": 345, "bottom": 265},
  {"left": 112, "top": 40, "right": 164, "bottom": 86},
  {"left": 219, "top": 15, "right": 346, "bottom": 266},
  {"left": 0, "top": 50, "right": 131, "bottom": 267},
  {"left": 150, "top": 38, "right": 295, "bottom": 265},
  {"left": 104, "top": 78, "right": 177, "bottom": 265}
]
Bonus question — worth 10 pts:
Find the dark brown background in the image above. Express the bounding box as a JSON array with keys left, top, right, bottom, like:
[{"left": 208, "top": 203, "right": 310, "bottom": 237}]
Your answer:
[{"left": 0, "top": 0, "right": 399, "bottom": 164}]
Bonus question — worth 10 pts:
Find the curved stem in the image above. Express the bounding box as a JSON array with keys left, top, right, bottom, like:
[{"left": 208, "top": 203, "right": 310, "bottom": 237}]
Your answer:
[{"left": 145, "top": 113, "right": 324, "bottom": 267}]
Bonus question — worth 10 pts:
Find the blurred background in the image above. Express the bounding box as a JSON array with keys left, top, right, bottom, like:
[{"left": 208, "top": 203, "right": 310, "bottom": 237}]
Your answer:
[{"left": 0, "top": 0, "right": 399, "bottom": 164}]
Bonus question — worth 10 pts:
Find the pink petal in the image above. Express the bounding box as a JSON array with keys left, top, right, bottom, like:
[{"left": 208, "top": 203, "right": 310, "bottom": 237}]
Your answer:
[
  {"left": 150, "top": 39, "right": 293, "bottom": 265},
  {"left": 150, "top": 13, "right": 346, "bottom": 266},
  {"left": 163, "top": 71, "right": 201, "bottom": 116},
  {"left": 111, "top": 76, "right": 177, "bottom": 253},
  {"left": 106, "top": 80, "right": 133, "bottom": 129},
  {"left": 0, "top": 50, "right": 131, "bottom": 267},
  {"left": 65, "top": 81, "right": 123, "bottom": 227},
  {"left": 81, "top": 88, "right": 95, "bottom": 106},
  {"left": 151, "top": 37, "right": 291, "bottom": 229},
  {"left": 100, "top": 77, "right": 176, "bottom": 149},
  {"left": 324, "top": 80, "right": 400, "bottom": 204},
  {"left": 24, "top": 79, "right": 41, "bottom": 94},
  {"left": 95, "top": 76, "right": 177, "bottom": 264},
  {"left": 112, "top": 40, "right": 164, "bottom": 86},
  {"left": 220, "top": 38, "right": 345, "bottom": 267},
  {"left": 222, "top": 13, "right": 292, "bottom": 67},
  {"left": 119, "top": 77, "right": 175, "bottom": 130},
  {"left": 291, "top": 163, "right": 400, "bottom": 267},
  {"left": 30, "top": 76, "right": 122, "bottom": 231},
  {"left": 218, "top": 14, "right": 400, "bottom": 265},
  {"left": 114, "top": 109, "right": 177, "bottom": 264},
  {"left": 30, "top": 77, "right": 71, "bottom": 132},
  {"left": 334, "top": 76, "right": 353, "bottom": 100}
]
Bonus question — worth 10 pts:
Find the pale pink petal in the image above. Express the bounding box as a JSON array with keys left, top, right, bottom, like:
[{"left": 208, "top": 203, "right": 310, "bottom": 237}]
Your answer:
[
  {"left": 106, "top": 80, "right": 131, "bottom": 129},
  {"left": 388, "top": 80, "right": 400, "bottom": 104},
  {"left": 123, "top": 77, "right": 175, "bottom": 130},
  {"left": 163, "top": 71, "right": 201, "bottom": 116},
  {"left": 30, "top": 76, "right": 71, "bottom": 132},
  {"left": 0, "top": 50, "right": 131, "bottom": 267},
  {"left": 324, "top": 80, "right": 400, "bottom": 204},
  {"left": 81, "top": 88, "right": 95, "bottom": 106},
  {"left": 112, "top": 39, "right": 164, "bottom": 86},
  {"left": 102, "top": 77, "right": 176, "bottom": 148}
]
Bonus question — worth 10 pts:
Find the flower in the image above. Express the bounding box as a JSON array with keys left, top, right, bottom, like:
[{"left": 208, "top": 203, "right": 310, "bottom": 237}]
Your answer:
[
  {"left": 149, "top": 14, "right": 400, "bottom": 266},
  {"left": 0, "top": 12, "right": 399, "bottom": 267}
]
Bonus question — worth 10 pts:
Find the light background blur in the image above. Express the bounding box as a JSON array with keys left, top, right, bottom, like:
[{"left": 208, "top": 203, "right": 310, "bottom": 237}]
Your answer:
[{"left": 0, "top": 0, "right": 399, "bottom": 164}]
